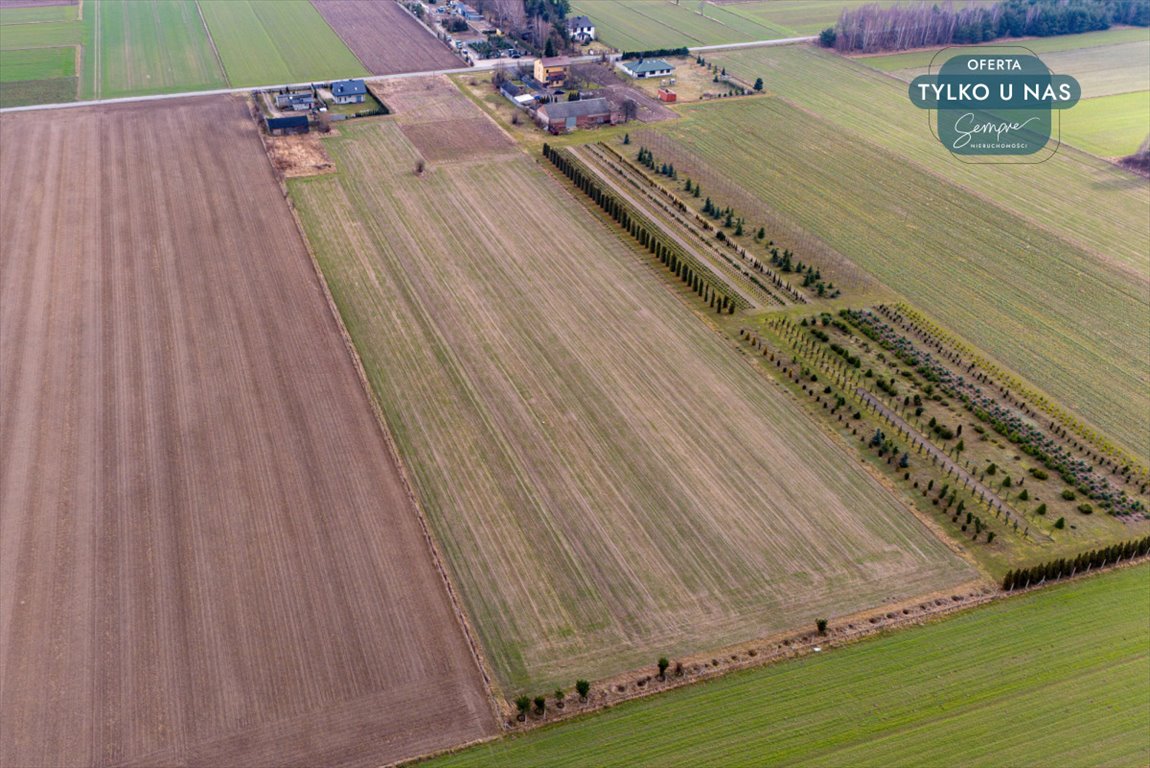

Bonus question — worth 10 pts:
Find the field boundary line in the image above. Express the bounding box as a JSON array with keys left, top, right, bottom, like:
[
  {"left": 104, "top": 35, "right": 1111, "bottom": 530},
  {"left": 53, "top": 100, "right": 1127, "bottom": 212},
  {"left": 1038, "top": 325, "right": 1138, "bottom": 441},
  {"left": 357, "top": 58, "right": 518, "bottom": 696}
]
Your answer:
[
  {"left": 193, "top": 0, "right": 229, "bottom": 87},
  {"left": 251, "top": 107, "right": 504, "bottom": 731}
]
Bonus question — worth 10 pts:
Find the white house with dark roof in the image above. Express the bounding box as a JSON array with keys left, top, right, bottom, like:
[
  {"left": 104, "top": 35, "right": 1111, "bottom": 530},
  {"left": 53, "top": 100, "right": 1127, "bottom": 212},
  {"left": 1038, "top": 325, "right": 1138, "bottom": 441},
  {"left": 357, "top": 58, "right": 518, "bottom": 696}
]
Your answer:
[{"left": 565, "top": 15, "right": 595, "bottom": 42}]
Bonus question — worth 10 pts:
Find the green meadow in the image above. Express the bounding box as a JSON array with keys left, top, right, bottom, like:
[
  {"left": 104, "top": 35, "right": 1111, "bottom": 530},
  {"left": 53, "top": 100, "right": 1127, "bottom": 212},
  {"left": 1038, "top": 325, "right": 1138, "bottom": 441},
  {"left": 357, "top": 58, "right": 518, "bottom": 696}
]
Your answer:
[{"left": 431, "top": 565, "right": 1150, "bottom": 768}]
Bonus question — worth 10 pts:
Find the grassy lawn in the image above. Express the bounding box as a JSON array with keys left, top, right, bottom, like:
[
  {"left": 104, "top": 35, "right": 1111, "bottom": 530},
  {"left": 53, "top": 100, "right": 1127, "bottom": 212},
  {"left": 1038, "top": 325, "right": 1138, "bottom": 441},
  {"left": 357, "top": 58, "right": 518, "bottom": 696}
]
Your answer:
[
  {"left": 0, "top": 46, "right": 73, "bottom": 82},
  {"left": 290, "top": 116, "right": 973, "bottom": 693},
  {"left": 1060, "top": 91, "right": 1150, "bottom": 157},
  {"left": 198, "top": 0, "right": 366, "bottom": 87},
  {"left": 430, "top": 563, "right": 1150, "bottom": 768},
  {"left": 642, "top": 93, "right": 1149, "bottom": 463},
  {"left": 95, "top": 0, "right": 226, "bottom": 98}
]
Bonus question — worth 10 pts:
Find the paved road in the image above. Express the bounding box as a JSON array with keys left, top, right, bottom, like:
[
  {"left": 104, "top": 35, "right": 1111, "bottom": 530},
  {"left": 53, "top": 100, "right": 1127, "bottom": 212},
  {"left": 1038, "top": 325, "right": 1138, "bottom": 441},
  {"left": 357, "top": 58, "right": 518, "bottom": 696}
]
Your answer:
[
  {"left": 856, "top": 388, "right": 1048, "bottom": 542},
  {"left": 0, "top": 36, "right": 814, "bottom": 114}
]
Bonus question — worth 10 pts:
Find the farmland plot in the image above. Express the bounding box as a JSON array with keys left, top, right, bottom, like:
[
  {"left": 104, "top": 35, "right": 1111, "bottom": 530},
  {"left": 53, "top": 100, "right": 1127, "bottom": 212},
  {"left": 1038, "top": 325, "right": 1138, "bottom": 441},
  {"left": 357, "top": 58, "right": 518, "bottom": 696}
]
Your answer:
[
  {"left": 199, "top": 0, "right": 366, "bottom": 86},
  {"left": 0, "top": 97, "right": 493, "bottom": 768},
  {"left": 94, "top": 0, "right": 226, "bottom": 97},
  {"left": 643, "top": 96, "right": 1150, "bottom": 462},
  {"left": 290, "top": 107, "right": 974, "bottom": 692},
  {"left": 311, "top": 0, "right": 459, "bottom": 75},
  {"left": 431, "top": 564, "right": 1150, "bottom": 768}
]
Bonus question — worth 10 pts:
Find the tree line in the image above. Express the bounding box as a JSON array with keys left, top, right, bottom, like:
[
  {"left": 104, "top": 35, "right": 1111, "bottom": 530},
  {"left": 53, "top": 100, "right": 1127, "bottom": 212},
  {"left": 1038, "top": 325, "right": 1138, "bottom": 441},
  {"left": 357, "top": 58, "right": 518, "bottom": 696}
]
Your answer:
[
  {"left": 824, "top": 0, "right": 1149, "bottom": 53},
  {"left": 1001, "top": 535, "right": 1150, "bottom": 590},
  {"left": 543, "top": 144, "right": 737, "bottom": 314}
]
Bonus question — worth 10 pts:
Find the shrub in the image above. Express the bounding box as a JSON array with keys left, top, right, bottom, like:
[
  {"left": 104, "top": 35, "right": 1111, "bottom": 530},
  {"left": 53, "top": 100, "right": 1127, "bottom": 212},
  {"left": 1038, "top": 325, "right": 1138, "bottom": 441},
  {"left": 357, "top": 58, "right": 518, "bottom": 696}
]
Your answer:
[
  {"left": 816, "top": 618, "right": 828, "bottom": 635},
  {"left": 515, "top": 695, "right": 530, "bottom": 719},
  {"left": 1035, "top": 503, "right": 1047, "bottom": 515},
  {"left": 1019, "top": 489, "right": 1029, "bottom": 501},
  {"left": 576, "top": 679, "right": 590, "bottom": 699},
  {"left": 986, "top": 531, "right": 996, "bottom": 544},
  {"left": 986, "top": 463, "right": 997, "bottom": 476},
  {"left": 1028, "top": 467, "right": 1049, "bottom": 480},
  {"left": 534, "top": 696, "right": 546, "bottom": 715},
  {"left": 1061, "top": 489, "right": 1077, "bottom": 501},
  {"left": 657, "top": 657, "right": 669, "bottom": 679},
  {"left": 1077, "top": 503, "right": 1094, "bottom": 515},
  {"left": 1054, "top": 517, "right": 1066, "bottom": 529},
  {"left": 1002, "top": 476, "right": 1012, "bottom": 488}
]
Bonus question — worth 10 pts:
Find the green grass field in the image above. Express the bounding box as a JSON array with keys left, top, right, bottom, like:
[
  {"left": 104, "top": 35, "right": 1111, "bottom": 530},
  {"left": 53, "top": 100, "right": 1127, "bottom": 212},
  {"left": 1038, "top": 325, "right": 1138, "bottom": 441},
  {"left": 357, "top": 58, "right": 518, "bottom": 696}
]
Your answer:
[
  {"left": 0, "top": 47, "right": 74, "bottom": 82},
  {"left": 569, "top": 0, "right": 869, "bottom": 51},
  {"left": 698, "top": 46, "right": 1149, "bottom": 459},
  {"left": 93, "top": 0, "right": 226, "bottom": 98},
  {"left": 198, "top": 0, "right": 366, "bottom": 87},
  {"left": 431, "top": 564, "right": 1150, "bottom": 768},
  {"left": 0, "top": 76, "right": 76, "bottom": 108},
  {"left": 1060, "top": 91, "right": 1150, "bottom": 157},
  {"left": 289, "top": 111, "right": 972, "bottom": 693},
  {"left": 0, "top": 3, "right": 77, "bottom": 25},
  {"left": 0, "top": 18, "right": 82, "bottom": 48},
  {"left": 869, "top": 37, "right": 1150, "bottom": 99},
  {"left": 858, "top": 27, "right": 1148, "bottom": 71}
]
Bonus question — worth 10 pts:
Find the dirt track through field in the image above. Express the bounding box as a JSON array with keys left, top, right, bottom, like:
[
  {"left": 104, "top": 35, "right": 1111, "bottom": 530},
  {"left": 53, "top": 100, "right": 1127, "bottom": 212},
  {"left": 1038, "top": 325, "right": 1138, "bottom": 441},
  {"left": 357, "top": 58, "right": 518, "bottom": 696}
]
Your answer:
[{"left": 0, "top": 96, "right": 494, "bottom": 768}]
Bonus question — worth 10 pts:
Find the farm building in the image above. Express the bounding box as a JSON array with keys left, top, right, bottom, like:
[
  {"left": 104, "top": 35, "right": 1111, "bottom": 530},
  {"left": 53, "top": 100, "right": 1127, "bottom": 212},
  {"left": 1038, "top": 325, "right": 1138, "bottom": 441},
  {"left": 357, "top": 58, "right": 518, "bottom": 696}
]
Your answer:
[
  {"left": 265, "top": 114, "right": 309, "bottom": 135},
  {"left": 275, "top": 89, "right": 316, "bottom": 111},
  {"left": 533, "top": 56, "right": 572, "bottom": 87},
  {"left": 620, "top": 59, "right": 674, "bottom": 79},
  {"left": 330, "top": 79, "right": 367, "bottom": 104},
  {"left": 657, "top": 88, "right": 677, "bottom": 102},
  {"left": 535, "top": 97, "right": 614, "bottom": 134},
  {"left": 566, "top": 15, "right": 595, "bottom": 42}
]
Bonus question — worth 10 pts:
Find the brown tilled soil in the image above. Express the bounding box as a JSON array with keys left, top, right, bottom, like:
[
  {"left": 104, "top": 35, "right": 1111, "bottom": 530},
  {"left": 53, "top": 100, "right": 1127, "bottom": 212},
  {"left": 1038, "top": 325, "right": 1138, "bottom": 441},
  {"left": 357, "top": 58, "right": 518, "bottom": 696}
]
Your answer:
[
  {"left": 372, "top": 76, "right": 517, "bottom": 163},
  {"left": 311, "top": 0, "right": 461, "bottom": 75},
  {"left": 0, "top": 96, "right": 495, "bottom": 768}
]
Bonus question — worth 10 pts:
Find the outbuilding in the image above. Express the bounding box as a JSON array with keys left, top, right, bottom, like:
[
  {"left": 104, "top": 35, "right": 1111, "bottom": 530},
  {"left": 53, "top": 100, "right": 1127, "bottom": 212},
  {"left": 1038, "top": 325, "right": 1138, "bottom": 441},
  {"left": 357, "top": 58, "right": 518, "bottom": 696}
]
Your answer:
[
  {"left": 274, "top": 89, "right": 316, "bottom": 111},
  {"left": 330, "top": 79, "right": 367, "bottom": 104},
  {"left": 535, "top": 97, "right": 614, "bottom": 134},
  {"left": 266, "top": 114, "right": 309, "bottom": 135},
  {"left": 619, "top": 58, "right": 673, "bottom": 79}
]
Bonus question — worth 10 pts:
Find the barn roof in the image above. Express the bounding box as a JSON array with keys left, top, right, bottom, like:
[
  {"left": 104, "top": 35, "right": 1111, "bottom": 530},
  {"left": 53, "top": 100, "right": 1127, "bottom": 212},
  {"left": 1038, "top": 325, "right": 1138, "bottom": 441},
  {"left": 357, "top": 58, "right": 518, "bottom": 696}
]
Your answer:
[
  {"left": 331, "top": 79, "right": 367, "bottom": 97},
  {"left": 540, "top": 97, "right": 611, "bottom": 120}
]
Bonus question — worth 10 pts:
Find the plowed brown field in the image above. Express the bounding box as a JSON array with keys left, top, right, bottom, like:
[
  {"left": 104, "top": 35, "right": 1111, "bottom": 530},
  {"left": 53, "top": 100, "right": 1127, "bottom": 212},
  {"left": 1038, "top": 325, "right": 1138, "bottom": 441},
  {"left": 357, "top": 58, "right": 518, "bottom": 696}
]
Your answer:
[
  {"left": 311, "top": 0, "right": 460, "bottom": 75},
  {"left": 0, "top": 97, "right": 494, "bottom": 768}
]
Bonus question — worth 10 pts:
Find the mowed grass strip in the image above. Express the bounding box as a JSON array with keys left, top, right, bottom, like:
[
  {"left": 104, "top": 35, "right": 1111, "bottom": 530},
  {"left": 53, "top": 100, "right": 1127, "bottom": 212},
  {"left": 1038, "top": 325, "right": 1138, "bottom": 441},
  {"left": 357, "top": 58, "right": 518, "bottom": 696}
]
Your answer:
[
  {"left": 199, "top": 0, "right": 365, "bottom": 87},
  {"left": 95, "top": 0, "right": 225, "bottom": 97},
  {"left": 290, "top": 118, "right": 972, "bottom": 692},
  {"left": 430, "top": 564, "right": 1150, "bottom": 768},
  {"left": 652, "top": 96, "right": 1150, "bottom": 461},
  {"left": 1060, "top": 91, "right": 1150, "bottom": 157},
  {"left": 0, "top": 46, "right": 73, "bottom": 81}
]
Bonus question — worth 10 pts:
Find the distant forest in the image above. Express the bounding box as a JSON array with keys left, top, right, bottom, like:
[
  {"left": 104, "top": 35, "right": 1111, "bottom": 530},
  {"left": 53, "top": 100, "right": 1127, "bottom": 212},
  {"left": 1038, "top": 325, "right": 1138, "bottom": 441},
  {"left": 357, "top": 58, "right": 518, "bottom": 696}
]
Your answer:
[{"left": 823, "top": 0, "right": 1150, "bottom": 53}]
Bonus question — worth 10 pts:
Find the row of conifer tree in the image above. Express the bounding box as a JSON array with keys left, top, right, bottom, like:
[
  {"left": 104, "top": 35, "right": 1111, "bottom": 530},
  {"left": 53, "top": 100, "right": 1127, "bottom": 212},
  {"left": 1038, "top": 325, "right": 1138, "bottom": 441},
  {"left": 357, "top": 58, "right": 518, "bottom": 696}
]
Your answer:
[
  {"left": 1001, "top": 535, "right": 1150, "bottom": 590},
  {"left": 543, "top": 144, "right": 736, "bottom": 314}
]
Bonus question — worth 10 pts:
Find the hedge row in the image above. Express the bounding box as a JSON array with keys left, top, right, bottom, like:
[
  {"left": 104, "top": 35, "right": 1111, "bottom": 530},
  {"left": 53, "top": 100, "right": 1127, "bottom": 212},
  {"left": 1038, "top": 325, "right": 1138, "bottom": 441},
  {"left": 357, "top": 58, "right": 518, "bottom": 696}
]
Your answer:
[{"left": 1002, "top": 535, "right": 1150, "bottom": 591}]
